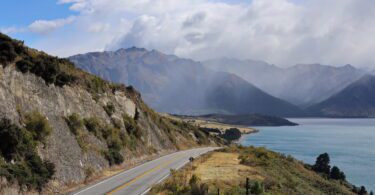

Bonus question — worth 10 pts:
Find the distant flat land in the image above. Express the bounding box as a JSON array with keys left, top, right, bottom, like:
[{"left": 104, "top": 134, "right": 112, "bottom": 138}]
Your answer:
[{"left": 162, "top": 114, "right": 258, "bottom": 134}]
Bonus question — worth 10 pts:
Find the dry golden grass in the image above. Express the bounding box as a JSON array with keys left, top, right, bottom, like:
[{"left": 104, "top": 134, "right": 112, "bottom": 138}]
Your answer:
[{"left": 193, "top": 152, "right": 263, "bottom": 183}]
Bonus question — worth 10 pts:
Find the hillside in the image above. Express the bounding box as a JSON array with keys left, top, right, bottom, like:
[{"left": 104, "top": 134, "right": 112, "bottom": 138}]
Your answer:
[
  {"left": 150, "top": 146, "right": 359, "bottom": 195},
  {"left": 204, "top": 59, "right": 365, "bottom": 107},
  {"left": 0, "top": 33, "right": 223, "bottom": 193},
  {"left": 70, "top": 48, "right": 304, "bottom": 117},
  {"left": 308, "top": 75, "right": 375, "bottom": 117}
]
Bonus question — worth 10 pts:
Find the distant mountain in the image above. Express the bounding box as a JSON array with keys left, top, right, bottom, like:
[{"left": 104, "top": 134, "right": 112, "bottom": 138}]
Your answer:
[
  {"left": 204, "top": 59, "right": 365, "bottom": 107},
  {"left": 70, "top": 48, "right": 304, "bottom": 116},
  {"left": 308, "top": 75, "right": 375, "bottom": 117}
]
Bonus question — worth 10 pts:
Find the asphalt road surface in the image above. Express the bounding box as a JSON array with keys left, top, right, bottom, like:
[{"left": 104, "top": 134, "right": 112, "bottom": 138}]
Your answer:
[{"left": 72, "top": 147, "right": 219, "bottom": 195}]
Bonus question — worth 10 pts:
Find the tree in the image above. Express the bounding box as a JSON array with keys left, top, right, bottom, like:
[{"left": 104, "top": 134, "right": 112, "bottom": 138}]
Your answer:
[
  {"left": 330, "top": 166, "right": 346, "bottom": 181},
  {"left": 370, "top": 190, "right": 373, "bottom": 195},
  {"left": 359, "top": 186, "right": 367, "bottom": 195},
  {"left": 220, "top": 128, "right": 241, "bottom": 141},
  {"left": 312, "top": 153, "right": 331, "bottom": 175},
  {"left": 251, "top": 181, "right": 263, "bottom": 195}
]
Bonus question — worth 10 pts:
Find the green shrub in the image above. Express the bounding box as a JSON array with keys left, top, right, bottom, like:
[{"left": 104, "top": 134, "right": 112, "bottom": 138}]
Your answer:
[
  {"left": 220, "top": 128, "right": 241, "bottom": 141},
  {"left": 16, "top": 59, "right": 34, "bottom": 73},
  {"left": 55, "top": 72, "right": 76, "bottom": 87},
  {"left": 105, "top": 148, "right": 124, "bottom": 165},
  {"left": 103, "top": 102, "right": 115, "bottom": 116},
  {"left": 14, "top": 54, "right": 76, "bottom": 87},
  {"left": 0, "top": 118, "right": 34, "bottom": 161},
  {"left": 330, "top": 166, "right": 346, "bottom": 181},
  {"left": 0, "top": 117, "right": 55, "bottom": 191},
  {"left": 83, "top": 117, "right": 102, "bottom": 138},
  {"left": 123, "top": 114, "right": 142, "bottom": 137},
  {"left": 251, "top": 181, "right": 264, "bottom": 195},
  {"left": 0, "top": 41, "right": 17, "bottom": 65},
  {"left": 65, "top": 113, "right": 84, "bottom": 135},
  {"left": 65, "top": 114, "right": 89, "bottom": 151},
  {"left": 24, "top": 111, "right": 52, "bottom": 144},
  {"left": 86, "top": 76, "right": 107, "bottom": 94}
]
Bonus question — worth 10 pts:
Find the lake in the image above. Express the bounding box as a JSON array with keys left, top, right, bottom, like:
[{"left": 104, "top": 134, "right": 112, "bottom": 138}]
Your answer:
[{"left": 240, "top": 118, "right": 375, "bottom": 191}]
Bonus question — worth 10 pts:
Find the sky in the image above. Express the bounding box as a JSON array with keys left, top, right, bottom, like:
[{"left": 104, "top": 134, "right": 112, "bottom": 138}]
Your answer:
[{"left": 1, "top": 0, "right": 375, "bottom": 68}]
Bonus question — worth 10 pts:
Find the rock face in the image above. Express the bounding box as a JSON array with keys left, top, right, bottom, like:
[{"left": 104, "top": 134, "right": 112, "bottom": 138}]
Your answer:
[
  {"left": 0, "top": 64, "right": 220, "bottom": 191},
  {"left": 70, "top": 48, "right": 304, "bottom": 117}
]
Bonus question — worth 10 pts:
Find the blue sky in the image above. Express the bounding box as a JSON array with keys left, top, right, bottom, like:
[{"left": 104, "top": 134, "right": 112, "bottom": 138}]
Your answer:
[
  {"left": 0, "top": 0, "right": 73, "bottom": 43},
  {"left": 0, "top": 1, "right": 72, "bottom": 26}
]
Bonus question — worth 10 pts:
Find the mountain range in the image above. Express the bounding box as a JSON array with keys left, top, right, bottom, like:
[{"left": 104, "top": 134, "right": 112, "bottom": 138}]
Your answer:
[
  {"left": 70, "top": 47, "right": 375, "bottom": 118},
  {"left": 203, "top": 58, "right": 366, "bottom": 107},
  {"left": 70, "top": 48, "right": 304, "bottom": 117},
  {"left": 308, "top": 75, "right": 375, "bottom": 117}
]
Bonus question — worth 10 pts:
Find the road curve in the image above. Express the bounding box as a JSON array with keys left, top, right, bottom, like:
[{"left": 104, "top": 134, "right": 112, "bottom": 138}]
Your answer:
[{"left": 71, "top": 147, "right": 219, "bottom": 195}]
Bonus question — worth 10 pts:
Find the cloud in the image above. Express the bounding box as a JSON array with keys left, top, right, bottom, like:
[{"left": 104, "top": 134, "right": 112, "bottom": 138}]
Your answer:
[
  {"left": 0, "top": 27, "right": 26, "bottom": 34},
  {"left": 28, "top": 16, "right": 76, "bottom": 35},
  {"left": 6, "top": 0, "right": 375, "bottom": 68}
]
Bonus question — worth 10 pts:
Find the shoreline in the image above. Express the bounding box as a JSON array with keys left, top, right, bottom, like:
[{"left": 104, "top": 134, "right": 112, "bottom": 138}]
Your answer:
[{"left": 236, "top": 127, "right": 259, "bottom": 143}]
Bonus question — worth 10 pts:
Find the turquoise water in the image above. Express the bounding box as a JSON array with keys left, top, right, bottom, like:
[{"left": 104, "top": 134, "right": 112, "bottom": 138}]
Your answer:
[{"left": 240, "top": 118, "right": 375, "bottom": 191}]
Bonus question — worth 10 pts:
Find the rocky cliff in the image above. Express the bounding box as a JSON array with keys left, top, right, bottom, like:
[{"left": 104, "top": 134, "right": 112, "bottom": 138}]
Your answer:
[{"left": 0, "top": 33, "right": 222, "bottom": 194}]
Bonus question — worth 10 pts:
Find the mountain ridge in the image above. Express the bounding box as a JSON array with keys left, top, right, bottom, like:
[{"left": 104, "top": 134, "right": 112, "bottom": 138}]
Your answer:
[
  {"left": 308, "top": 74, "right": 375, "bottom": 117},
  {"left": 203, "top": 58, "right": 366, "bottom": 107},
  {"left": 70, "top": 47, "right": 304, "bottom": 117}
]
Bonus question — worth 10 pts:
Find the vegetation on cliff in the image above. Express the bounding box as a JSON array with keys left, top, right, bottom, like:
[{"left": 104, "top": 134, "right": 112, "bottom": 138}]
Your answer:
[{"left": 0, "top": 112, "right": 54, "bottom": 191}]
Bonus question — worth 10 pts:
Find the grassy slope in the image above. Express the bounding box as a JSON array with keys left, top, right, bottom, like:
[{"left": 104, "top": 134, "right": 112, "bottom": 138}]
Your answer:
[{"left": 150, "top": 146, "right": 356, "bottom": 195}]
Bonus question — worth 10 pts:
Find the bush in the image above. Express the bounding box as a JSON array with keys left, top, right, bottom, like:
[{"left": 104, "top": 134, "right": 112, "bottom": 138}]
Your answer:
[
  {"left": 105, "top": 148, "right": 124, "bottom": 165},
  {"left": 55, "top": 72, "right": 76, "bottom": 87},
  {"left": 83, "top": 117, "right": 102, "bottom": 138},
  {"left": 123, "top": 114, "right": 142, "bottom": 137},
  {"left": 220, "top": 128, "right": 241, "bottom": 141},
  {"left": 330, "top": 166, "right": 346, "bottom": 181},
  {"left": 0, "top": 118, "right": 33, "bottom": 161},
  {"left": 65, "top": 114, "right": 89, "bottom": 151},
  {"left": 0, "top": 41, "right": 17, "bottom": 65},
  {"left": 0, "top": 117, "right": 55, "bottom": 191},
  {"left": 16, "top": 59, "right": 34, "bottom": 73},
  {"left": 86, "top": 76, "right": 107, "bottom": 94},
  {"left": 251, "top": 181, "right": 264, "bottom": 195},
  {"left": 24, "top": 111, "right": 52, "bottom": 144},
  {"left": 103, "top": 102, "right": 115, "bottom": 116},
  {"left": 15, "top": 55, "right": 76, "bottom": 87},
  {"left": 65, "top": 113, "right": 84, "bottom": 135}
]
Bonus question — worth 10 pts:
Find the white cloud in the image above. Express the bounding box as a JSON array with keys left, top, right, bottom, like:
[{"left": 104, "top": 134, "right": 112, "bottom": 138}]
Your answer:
[
  {"left": 28, "top": 16, "right": 76, "bottom": 35},
  {"left": 10, "top": 0, "right": 375, "bottom": 68},
  {"left": 0, "top": 27, "right": 26, "bottom": 34}
]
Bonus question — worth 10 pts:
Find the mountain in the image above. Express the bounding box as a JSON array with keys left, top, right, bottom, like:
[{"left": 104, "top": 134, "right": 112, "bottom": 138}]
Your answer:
[
  {"left": 70, "top": 48, "right": 304, "bottom": 117},
  {"left": 203, "top": 58, "right": 365, "bottom": 107},
  {"left": 0, "top": 33, "right": 222, "bottom": 193},
  {"left": 308, "top": 75, "right": 375, "bottom": 117}
]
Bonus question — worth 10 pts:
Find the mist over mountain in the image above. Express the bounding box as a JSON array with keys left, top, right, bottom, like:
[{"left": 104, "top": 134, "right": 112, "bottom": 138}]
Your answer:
[
  {"left": 70, "top": 48, "right": 304, "bottom": 117},
  {"left": 203, "top": 59, "right": 366, "bottom": 107},
  {"left": 308, "top": 75, "right": 375, "bottom": 117}
]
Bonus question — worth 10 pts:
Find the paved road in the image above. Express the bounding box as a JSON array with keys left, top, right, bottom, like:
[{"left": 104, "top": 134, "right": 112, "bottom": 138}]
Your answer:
[{"left": 72, "top": 147, "right": 219, "bottom": 195}]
